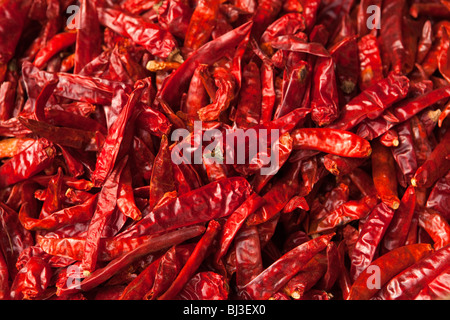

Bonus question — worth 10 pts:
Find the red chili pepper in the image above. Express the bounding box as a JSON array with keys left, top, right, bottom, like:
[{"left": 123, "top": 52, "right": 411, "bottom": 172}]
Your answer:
[
  {"left": 238, "top": 233, "right": 334, "bottom": 300},
  {"left": 0, "top": 138, "right": 55, "bottom": 188},
  {"left": 417, "top": 206, "right": 450, "bottom": 250},
  {"left": 328, "top": 73, "right": 410, "bottom": 131},
  {"left": 348, "top": 244, "right": 434, "bottom": 300},
  {"left": 33, "top": 32, "right": 77, "bottom": 69},
  {"left": 184, "top": 0, "right": 220, "bottom": 53},
  {"left": 291, "top": 128, "right": 372, "bottom": 158},
  {"left": 412, "top": 129, "right": 450, "bottom": 188},
  {"left": 98, "top": 7, "right": 177, "bottom": 59},
  {"left": 371, "top": 139, "right": 400, "bottom": 209},
  {"left": 349, "top": 202, "right": 395, "bottom": 281},
  {"left": 426, "top": 172, "right": 450, "bottom": 220},
  {"left": 373, "top": 245, "right": 450, "bottom": 300}
]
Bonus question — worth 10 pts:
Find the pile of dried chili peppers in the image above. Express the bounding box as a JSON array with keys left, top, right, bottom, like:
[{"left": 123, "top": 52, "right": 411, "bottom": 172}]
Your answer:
[{"left": 0, "top": 0, "right": 449, "bottom": 301}]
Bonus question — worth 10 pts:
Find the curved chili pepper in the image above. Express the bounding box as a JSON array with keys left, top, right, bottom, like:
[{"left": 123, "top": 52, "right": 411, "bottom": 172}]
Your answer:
[
  {"left": 234, "top": 61, "right": 262, "bottom": 129},
  {"left": 238, "top": 233, "right": 334, "bottom": 300},
  {"left": 81, "top": 157, "right": 127, "bottom": 274},
  {"left": 357, "top": 85, "right": 450, "bottom": 140},
  {"left": 58, "top": 225, "right": 205, "bottom": 296},
  {"left": 158, "top": 221, "right": 220, "bottom": 300},
  {"left": 283, "top": 253, "right": 327, "bottom": 299},
  {"left": 158, "top": 21, "right": 253, "bottom": 109},
  {"left": 92, "top": 81, "right": 146, "bottom": 186},
  {"left": 417, "top": 206, "right": 450, "bottom": 250},
  {"left": 0, "top": 138, "right": 55, "bottom": 188},
  {"left": 373, "top": 245, "right": 450, "bottom": 300},
  {"left": 328, "top": 73, "right": 409, "bottom": 131},
  {"left": 309, "top": 196, "right": 378, "bottom": 234},
  {"left": 117, "top": 177, "right": 253, "bottom": 239},
  {"left": 291, "top": 128, "right": 372, "bottom": 158},
  {"left": 391, "top": 121, "right": 417, "bottom": 186},
  {"left": 381, "top": 186, "right": 416, "bottom": 254},
  {"left": 98, "top": 7, "right": 177, "bottom": 59},
  {"left": 33, "top": 32, "right": 77, "bottom": 69},
  {"left": 426, "top": 173, "right": 450, "bottom": 220},
  {"left": 144, "top": 244, "right": 195, "bottom": 300},
  {"left": 411, "top": 129, "right": 450, "bottom": 188},
  {"left": 348, "top": 244, "right": 434, "bottom": 300},
  {"left": 215, "top": 194, "right": 264, "bottom": 264}
]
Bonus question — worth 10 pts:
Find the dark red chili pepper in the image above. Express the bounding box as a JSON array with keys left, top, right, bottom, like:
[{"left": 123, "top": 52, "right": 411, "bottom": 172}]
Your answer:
[
  {"left": 98, "top": 7, "right": 177, "bottom": 59},
  {"left": 426, "top": 172, "right": 450, "bottom": 220},
  {"left": 417, "top": 206, "right": 450, "bottom": 250},
  {"left": 328, "top": 73, "right": 410, "bottom": 131},
  {"left": 238, "top": 233, "right": 334, "bottom": 300},
  {"left": 234, "top": 61, "right": 262, "bottom": 129},
  {"left": 373, "top": 245, "right": 450, "bottom": 300},
  {"left": 371, "top": 139, "right": 400, "bottom": 209},
  {"left": 348, "top": 244, "right": 434, "bottom": 300},
  {"left": 412, "top": 129, "right": 450, "bottom": 188},
  {"left": 349, "top": 202, "right": 395, "bottom": 281},
  {"left": 357, "top": 85, "right": 450, "bottom": 140}
]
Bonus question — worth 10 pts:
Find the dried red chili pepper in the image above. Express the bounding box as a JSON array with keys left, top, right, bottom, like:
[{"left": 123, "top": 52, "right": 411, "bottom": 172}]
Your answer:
[
  {"left": 412, "top": 129, "right": 450, "bottom": 188},
  {"left": 349, "top": 202, "right": 395, "bottom": 281},
  {"left": 348, "top": 244, "right": 434, "bottom": 300},
  {"left": 328, "top": 73, "right": 410, "bottom": 131},
  {"left": 371, "top": 140, "right": 400, "bottom": 209},
  {"left": 238, "top": 233, "right": 334, "bottom": 300},
  {"left": 291, "top": 128, "right": 372, "bottom": 158},
  {"left": 373, "top": 245, "right": 450, "bottom": 300}
]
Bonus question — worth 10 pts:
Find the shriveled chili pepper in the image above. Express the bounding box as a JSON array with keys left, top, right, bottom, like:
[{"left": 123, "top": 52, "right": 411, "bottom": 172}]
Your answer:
[
  {"left": 414, "top": 267, "right": 450, "bottom": 300},
  {"left": 283, "top": 253, "right": 327, "bottom": 299},
  {"left": 98, "top": 7, "right": 177, "bottom": 59},
  {"left": 357, "top": 85, "right": 450, "bottom": 140},
  {"left": 175, "top": 271, "right": 228, "bottom": 300},
  {"left": 0, "top": 138, "right": 55, "bottom": 188},
  {"left": 417, "top": 206, "right": 450, "bottom": 250},
  {"left": 58, "top": 226, "right": 205, "bottom": 296},
  {"left": 183, "top": 0, "right": 220, "bottom": 53},
  {"left": 371, "top": 139, "right": 400, "bottom": 209},
  {"left": 328, "top": 73, "right": 410, "bottom": 131},
  {"left": 373, "top": 245, "right": 450, "bottom": 300},
  {"left": 158, "top": 220, "right": 220, "bottom": 300},
  {"left": 411, "top": 129, "right": 450, "bottom": 188},
  {"left": 117, "top": 177, "right": 252, "bottom": 239},
  {"left": 381, "top": 186, "right": 416, "bottom": 254},
  {"left": 215, "top": 193, "right": 265, "bottom": 264},
  {"left": 426, "top": 172, "right": 450, "bottom": 220},
  {"left": 348, "top": 244, "right": 434, "bottom": 300},
  {"left": 349, "top": 202, "right": 395, "bottom": 281},
  {"left": 92, "top": 81, "right": 146, "bottom": 186},
  {"left": 144, "top": 244, "right": 195, "bottom": 300},
  {"left": 309, "top": 196, "right": 378, "bottom": 234},
  {"left": 238, "top": 233, "right": 334, "bottom": 300},
  {"left": 81, "top": 157, "right": 127, "bottom": 274},
  {"left": 291, "top": 128, "right": 372, "bottom": 158}
]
